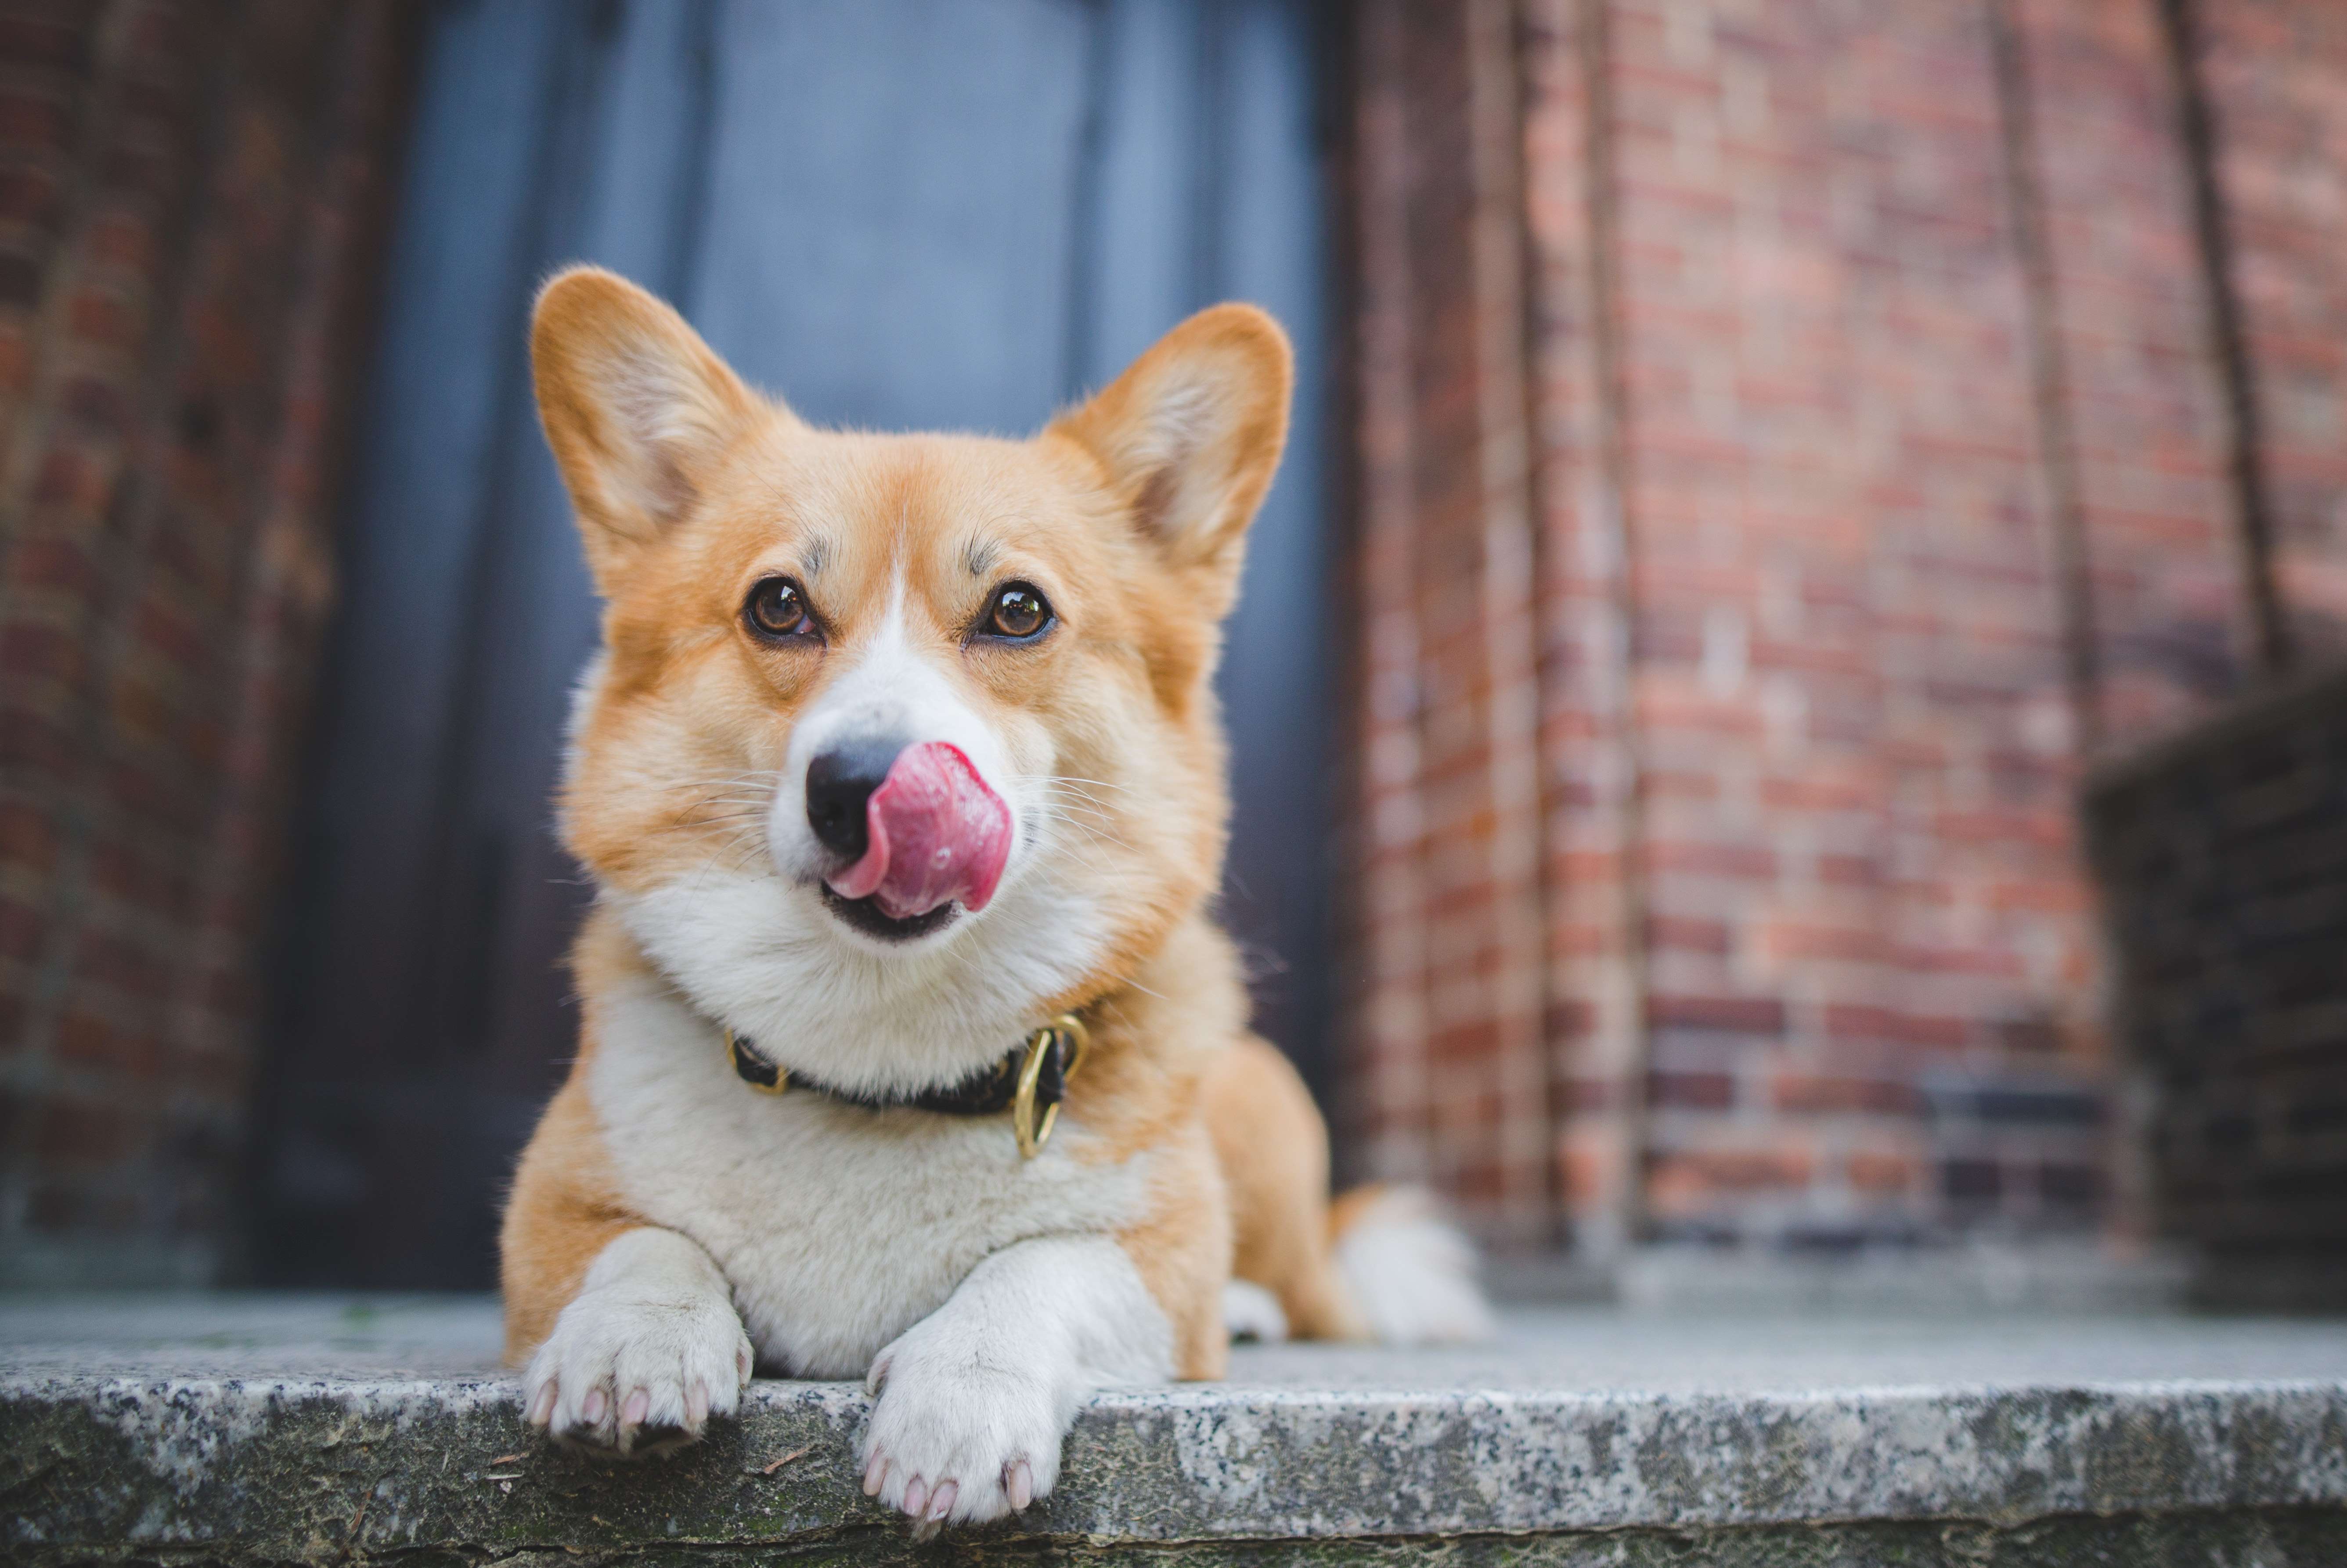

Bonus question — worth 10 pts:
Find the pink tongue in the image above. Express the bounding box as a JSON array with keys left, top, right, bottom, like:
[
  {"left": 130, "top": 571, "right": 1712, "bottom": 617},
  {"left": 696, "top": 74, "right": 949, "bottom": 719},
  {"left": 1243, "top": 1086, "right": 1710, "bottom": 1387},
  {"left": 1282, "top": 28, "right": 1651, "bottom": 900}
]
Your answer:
[{"left": 824, "top": 741, "right": 1013, "bottom": 919}]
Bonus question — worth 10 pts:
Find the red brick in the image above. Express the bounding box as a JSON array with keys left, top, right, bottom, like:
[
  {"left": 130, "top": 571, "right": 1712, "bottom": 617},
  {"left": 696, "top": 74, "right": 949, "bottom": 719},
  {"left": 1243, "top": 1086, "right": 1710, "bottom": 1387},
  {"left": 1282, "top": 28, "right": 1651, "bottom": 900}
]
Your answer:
[
  {"left": 1847, "top": 1151, "right": 1920, "bottom": 1194},
  {"left": 0, "top": 14, "right": 94, "bottom": 72},
  {"left": 1648, "top": 1147, "right": 1815, "bottom": 1211},
  {"left": 1773, "top": 1074, "right": 1920, "bottom": 1116},
  {"left": 1648, "top": 1070, "right": 1738, "bottom": 1111},
  {"left": 1824, "top": 1004, "right": 1976, "bottom": 1051},
  {"left": 54, "top": 1004, "right": 161, "bottom": 1080},
  {"left": 0, "top": 796, "right": 58, "bottom": 874},
  {"left": 0, "top": 163, "right": 62, "bottom": 227},
  {"left": 1649, "top": 994, "right": 1787, "bottom": 1037},
  {"left": 0, "top": 90, "right": 72, "bottom": 154},
  {"left": 34, "top": 1093, "right": 142, "bottom": 1172},
  {"left": 0, "top": 890, "right": 44, "bottom": 961},
  {"left": 1645, "top": 916, "right": 1730, "bottom": 956},
  {"left": 1648, "top": 841, "right": 1778, "bottom": 880}
]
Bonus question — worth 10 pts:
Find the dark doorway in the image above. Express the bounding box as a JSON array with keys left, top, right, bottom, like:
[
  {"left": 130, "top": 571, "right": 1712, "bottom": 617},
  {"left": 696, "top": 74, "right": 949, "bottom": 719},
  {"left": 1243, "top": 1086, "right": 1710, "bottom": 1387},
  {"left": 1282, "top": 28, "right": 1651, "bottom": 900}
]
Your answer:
[{"left": 256, "top": 0, "right": 1333, "bottom": 1287}]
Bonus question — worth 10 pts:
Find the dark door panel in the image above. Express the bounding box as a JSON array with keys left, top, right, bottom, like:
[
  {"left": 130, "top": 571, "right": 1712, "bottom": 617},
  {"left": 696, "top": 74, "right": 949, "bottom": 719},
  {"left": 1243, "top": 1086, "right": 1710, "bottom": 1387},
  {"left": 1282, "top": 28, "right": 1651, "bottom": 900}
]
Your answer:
[
  {"left": 694, "top": 1, "right": 1095, "bottom": 432},
  {"left": 258, "top": 0, "right": 1330, "bottom": 1287}
]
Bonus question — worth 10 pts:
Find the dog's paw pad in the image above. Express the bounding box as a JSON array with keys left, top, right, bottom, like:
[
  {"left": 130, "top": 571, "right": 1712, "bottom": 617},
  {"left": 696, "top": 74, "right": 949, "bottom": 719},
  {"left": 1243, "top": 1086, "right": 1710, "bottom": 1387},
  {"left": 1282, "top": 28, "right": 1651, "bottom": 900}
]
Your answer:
[
  {"left": 523, "top": 1286, "right": 752, "bottom": 1460},
  {"left": 858, "top": 1329, "right": 1067, "bottom": 1529}
]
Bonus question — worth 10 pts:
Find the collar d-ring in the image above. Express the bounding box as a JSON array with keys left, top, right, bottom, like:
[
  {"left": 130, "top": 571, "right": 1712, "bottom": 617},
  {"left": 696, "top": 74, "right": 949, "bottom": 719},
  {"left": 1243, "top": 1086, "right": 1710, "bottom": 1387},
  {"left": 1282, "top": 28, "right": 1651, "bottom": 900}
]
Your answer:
[{"left": 1013, "top": 1012, "right": 1089, "bottom": 1159}]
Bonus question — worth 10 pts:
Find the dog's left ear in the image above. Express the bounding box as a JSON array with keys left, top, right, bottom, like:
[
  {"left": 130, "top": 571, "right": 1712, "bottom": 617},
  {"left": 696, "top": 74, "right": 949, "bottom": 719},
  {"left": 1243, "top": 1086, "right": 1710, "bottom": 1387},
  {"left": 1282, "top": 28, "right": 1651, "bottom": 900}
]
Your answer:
[{"left": 1050, "top": 303, "right": 1291, "bottom": 609}]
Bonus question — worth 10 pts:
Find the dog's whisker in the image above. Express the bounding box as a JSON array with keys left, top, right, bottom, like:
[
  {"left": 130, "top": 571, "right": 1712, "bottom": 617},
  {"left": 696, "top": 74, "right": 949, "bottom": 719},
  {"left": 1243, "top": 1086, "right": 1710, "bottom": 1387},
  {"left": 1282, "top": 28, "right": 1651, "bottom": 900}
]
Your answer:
[
  {"left": 1033, "top": 803, "right": 1117, "bottom": 830},
  {"left": 1028, "top": 781, "right": 1117, "bottom": 801},
  {"left": 1025, "top": 788, "right": 1120, "bottom": 813},
  {"left": 1045, "top": 806, "right": 1127, "bottom": 837},
  {"left": 1036, "top": 834, "right": 1112, "bottom": 873},
  {"left": 1026, "top": 781, "right": 1131, "bottom": 805},
  {"left": 1028, "top": 807, "right": 1130, "bottom": 852},
  {"left": 1021, "top": 773, "right": 1136, "bottom": 794}
]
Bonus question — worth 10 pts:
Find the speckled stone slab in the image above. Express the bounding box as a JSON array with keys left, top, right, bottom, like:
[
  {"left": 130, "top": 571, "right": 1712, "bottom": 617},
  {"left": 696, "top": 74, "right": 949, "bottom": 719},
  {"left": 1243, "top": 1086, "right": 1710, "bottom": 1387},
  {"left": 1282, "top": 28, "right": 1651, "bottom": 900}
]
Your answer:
[{"left": 6, "top": 1294, "right": 2347, "bottom": 1564}]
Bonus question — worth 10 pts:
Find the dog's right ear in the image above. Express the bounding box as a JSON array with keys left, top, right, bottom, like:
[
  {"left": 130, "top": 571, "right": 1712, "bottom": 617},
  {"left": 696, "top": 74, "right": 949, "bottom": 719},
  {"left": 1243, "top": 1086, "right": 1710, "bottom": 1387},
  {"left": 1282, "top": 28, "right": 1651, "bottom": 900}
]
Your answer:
[{"left": 531, "top": 266, "right": 771, "bottom": 591}]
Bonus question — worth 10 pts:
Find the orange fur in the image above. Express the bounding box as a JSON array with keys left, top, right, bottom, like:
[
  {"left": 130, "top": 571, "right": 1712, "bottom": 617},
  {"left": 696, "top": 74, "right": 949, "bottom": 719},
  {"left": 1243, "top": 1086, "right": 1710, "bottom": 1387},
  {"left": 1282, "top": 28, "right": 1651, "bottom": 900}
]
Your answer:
[
  {"left": 1206, "top": 1036, "right": 1373, "bottom": 1341},
  {"left": 1326, "top": 1183, "right": 1395, "bottom": 1244},
  {"left": 1116, "top": 1122, "right": 1233, "bottom": 1380}
]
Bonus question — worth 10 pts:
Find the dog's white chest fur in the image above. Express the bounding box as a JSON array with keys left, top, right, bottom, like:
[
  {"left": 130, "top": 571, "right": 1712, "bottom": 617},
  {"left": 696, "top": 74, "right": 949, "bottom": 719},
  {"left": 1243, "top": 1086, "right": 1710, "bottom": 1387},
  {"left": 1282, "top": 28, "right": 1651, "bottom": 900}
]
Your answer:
[{"left": 588, "top": 979, "right": 1151, "bottom": 1379}]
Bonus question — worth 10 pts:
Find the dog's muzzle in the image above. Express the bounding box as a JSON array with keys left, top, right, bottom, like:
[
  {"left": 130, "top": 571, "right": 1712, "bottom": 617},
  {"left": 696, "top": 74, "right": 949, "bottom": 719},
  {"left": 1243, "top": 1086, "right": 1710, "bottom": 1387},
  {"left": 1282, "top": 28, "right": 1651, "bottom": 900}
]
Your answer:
[{"left": 811, "top": 739, "right": 1012, "bottom": 918}]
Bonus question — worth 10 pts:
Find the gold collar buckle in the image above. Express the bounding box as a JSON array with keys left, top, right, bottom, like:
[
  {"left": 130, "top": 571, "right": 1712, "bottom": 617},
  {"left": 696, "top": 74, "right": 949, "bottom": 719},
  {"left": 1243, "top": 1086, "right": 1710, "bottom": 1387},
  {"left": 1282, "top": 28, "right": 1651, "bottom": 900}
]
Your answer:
[
  {"left": 725, "top": 1027, "right": 790, "bottom": 1094},
  {"left": 1012, "top": 1012, "right": 1090, "bottom": 1159}
]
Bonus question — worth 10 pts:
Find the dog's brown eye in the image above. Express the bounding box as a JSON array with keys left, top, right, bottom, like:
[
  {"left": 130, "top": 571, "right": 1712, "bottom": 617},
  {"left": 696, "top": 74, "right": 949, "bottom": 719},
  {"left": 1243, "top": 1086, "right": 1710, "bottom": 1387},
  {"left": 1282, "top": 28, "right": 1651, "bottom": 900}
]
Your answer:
[
  {"left": 987, "top": 583, "right": 1050, "bottom": 639},
  {"left": 745, "top": 576, "right": 811, "bottom": 640}
]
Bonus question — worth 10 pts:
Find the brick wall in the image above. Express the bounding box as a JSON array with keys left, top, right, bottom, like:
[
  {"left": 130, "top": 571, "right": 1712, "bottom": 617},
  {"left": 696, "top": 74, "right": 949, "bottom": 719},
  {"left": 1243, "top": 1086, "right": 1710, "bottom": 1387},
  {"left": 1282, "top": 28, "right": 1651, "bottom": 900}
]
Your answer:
[
  {"left": 6, "top": 0, "right": 2342, "bottom": 1281},
  {"left": 2197, "top": 1, "right": 2347, "bottom": 665},
  {"left": 1338, "top": 0, "right": 2344, "bottom": 1255},
  {"left": 0, "top": 0, "right": 408, "bottom": 1285}
]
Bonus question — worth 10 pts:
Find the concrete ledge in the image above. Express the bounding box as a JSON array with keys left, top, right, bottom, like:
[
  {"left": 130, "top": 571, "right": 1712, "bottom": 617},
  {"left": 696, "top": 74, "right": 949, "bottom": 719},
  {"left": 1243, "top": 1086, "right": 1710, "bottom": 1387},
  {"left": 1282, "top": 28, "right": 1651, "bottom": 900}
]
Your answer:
[
  {"left": 7, "top": 1295, "right": 2347, "bottom": 1564},
  {"left": 1603, "top": 1242, "right": 2191, "bottom": 1315}
]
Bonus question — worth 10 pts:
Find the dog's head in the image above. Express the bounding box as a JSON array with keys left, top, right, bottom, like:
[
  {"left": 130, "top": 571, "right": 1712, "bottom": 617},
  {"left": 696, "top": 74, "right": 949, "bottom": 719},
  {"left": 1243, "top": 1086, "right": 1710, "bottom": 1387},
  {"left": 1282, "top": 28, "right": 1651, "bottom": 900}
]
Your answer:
[{"left": 534, "top": 268, "right": 1288, "bottom": 1094}]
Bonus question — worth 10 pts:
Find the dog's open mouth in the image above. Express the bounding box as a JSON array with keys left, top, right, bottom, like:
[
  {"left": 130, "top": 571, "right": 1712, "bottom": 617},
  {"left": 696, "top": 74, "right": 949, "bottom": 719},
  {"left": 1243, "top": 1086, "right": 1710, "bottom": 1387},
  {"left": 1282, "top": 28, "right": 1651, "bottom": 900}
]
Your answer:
[{"left": 820, "top": 884, "right": 961, "bottom": 942}]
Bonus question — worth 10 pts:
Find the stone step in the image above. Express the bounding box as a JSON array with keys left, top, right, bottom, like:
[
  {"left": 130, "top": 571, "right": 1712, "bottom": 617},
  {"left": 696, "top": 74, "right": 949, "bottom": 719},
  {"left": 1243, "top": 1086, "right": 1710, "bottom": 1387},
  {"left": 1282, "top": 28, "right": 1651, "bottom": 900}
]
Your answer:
[{"left": 5, "top": 1294, "right": 2347, "bottom": 1564}]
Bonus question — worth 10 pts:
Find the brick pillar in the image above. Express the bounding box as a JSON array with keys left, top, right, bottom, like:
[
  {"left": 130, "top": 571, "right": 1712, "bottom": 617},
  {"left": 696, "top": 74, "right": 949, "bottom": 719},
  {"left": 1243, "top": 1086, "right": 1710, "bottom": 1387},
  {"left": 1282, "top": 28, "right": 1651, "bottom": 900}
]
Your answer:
[
  {"left": 1340, "top": 0, "right": 1554, "bottom": 1247},
  {"left": 0, "top": 0, "right": 411, "bottom": 1286},
  {"left": 1522, "top": 0, "right": 1650, "bottom": 1259},
  {"left": 1339, "top": 0, "right": 1437, "bottom": 1190}
]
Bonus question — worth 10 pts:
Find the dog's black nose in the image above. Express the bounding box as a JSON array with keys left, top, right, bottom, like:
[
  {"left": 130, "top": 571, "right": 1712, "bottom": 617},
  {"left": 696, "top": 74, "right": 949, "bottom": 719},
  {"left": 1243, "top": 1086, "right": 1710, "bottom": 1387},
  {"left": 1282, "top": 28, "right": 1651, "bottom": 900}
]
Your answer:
[{"left": 805, "top": 737, "right": 904, "bottom": 860}]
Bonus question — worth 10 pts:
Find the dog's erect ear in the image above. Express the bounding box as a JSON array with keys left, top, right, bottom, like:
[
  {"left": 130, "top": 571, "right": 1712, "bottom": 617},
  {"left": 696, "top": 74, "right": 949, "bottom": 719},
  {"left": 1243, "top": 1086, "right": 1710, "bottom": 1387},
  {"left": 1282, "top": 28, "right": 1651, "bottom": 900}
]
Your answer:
[
  {"left": 531, "top": 266, "right": 769, "bottom": 590},
  {"left": 1050, "top": 303, "right": 1291, "bottom": 608}
]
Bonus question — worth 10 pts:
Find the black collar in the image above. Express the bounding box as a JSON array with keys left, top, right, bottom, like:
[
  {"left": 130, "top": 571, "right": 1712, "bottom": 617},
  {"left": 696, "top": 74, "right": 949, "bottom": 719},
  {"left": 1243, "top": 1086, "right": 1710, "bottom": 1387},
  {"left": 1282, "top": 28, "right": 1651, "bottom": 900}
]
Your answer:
[{"left": 723, "top": 1012, "right": 1091, "bottom": 1159}]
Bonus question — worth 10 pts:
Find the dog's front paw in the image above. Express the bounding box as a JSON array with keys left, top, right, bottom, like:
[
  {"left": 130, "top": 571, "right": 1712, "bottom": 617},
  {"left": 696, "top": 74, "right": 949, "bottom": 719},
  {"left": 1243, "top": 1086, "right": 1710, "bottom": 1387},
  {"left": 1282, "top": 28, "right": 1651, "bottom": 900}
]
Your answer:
[
  {"left": 858, "top": 1322, "right": 1069, "bottom": 1536},
  {"left": 524, "top": 1279, "right": 753, "bottom": 1459}
]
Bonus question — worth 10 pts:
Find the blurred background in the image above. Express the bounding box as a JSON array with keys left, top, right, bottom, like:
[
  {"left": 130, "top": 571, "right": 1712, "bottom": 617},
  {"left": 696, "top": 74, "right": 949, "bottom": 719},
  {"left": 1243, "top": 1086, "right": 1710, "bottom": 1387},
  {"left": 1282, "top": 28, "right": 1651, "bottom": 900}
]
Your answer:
[{"left": 0, "top": 0, "right": 2342, "bottom": 1311}]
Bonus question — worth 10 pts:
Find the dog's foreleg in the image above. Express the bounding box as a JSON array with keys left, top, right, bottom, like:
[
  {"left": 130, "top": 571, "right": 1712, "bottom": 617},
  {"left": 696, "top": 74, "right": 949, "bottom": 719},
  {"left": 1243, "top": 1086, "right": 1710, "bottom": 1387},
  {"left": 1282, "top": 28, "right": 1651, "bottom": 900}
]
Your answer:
[
  {"left": 858, "top": 1234, "right": 1172, "bottom": 1532},
  {"left": 523, "top": 1226, "right": 754, "bottom": 1458}
]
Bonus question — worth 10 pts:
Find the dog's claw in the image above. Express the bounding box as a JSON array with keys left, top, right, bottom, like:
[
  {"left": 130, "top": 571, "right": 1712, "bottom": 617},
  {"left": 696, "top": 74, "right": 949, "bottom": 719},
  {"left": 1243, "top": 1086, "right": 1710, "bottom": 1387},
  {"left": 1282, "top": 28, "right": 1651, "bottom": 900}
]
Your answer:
[
  {"left": 928, "top": 1480, "right": 957, "bottom": 1521},
  {"left": 902, "top": 1475, "right": 929, "bottom": 1518},
  {"left": 1006, "top": 1459, "right": 1033, "bottom": 1510},
  {"left": 863, "top": 1453, "right": 888, "bottom": 1497}
]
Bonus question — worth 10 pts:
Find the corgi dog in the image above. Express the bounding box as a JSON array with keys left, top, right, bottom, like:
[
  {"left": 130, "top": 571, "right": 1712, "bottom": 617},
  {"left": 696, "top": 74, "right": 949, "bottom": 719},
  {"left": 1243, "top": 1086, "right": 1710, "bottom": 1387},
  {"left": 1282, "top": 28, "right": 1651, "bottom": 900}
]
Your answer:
[{"left": 500, "top": 266, "right": 1493, "bottom": 1534}]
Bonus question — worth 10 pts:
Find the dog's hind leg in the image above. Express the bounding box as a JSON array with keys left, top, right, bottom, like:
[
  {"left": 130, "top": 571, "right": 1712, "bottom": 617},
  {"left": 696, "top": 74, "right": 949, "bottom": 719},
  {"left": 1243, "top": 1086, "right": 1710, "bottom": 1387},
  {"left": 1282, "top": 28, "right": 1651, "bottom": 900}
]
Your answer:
[
  {"left": 1205, "top": 1032, "right": 1497, "bottom": 1346},
  {"left": 1202, "top": 1033, "right": 1370, "bottom": 1341}
]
